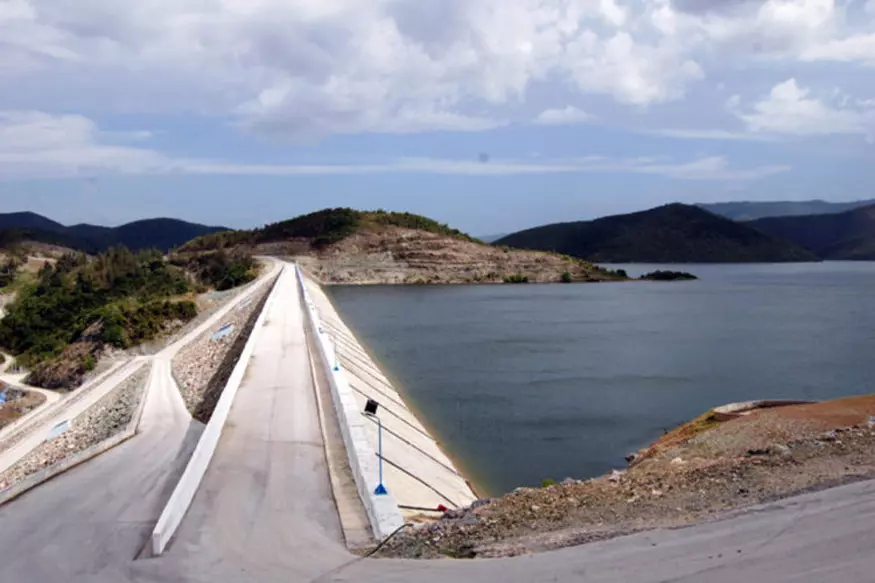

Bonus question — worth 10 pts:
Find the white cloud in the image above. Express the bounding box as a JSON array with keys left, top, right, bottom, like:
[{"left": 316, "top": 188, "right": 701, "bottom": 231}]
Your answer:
[
  {"left": 631, "top": 156, "right": 789, "bottom": 180},
  {"left": 533, "top": 106, "right": 595, "bottom": 125},
  {"left": 0, "top": 111, "right": 172, "bottom": 178},
  {"left": 1, "top": 0, "right": 873, "bottom": 143},
  {"left": 564, "top": 30, "right": 705, "bottom": 106},
  {"left": 733, "top": 78, "right": 875, "bottom": 137},
  {"left": 801, "top": 33, "right": 875, "bottom": 65},
  {"left": 185, "top": 156, "right": 788, "bottom": 180},
  {"left": 0, "top": 0, "right": 714, "bottom": 136},
  {"left": 0, "top": 110, "right": 787, "bottom": 181},
  {"left": 642, "top": 128, "right": 780, "bottom": 142}
]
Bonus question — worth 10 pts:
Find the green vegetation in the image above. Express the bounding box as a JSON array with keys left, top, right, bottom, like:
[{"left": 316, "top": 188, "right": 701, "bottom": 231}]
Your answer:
[
  {"left": 0, "top": 258, "right": 20, "bottom": 288},
  {"left": 0, "top": 212, "right": 228, "bottom": 253},
  {"left": 496, "top": 203, "right": 819, "bottom": 263},
  {"left": 560, "top": 271, "right": 572, "bottom": 283},
  {"left": 172, "top": 249, "right": 257, "bottom": 291},
  {"left": 0, "top": 247, "right": 196, "bottom": 369},
  {"left": 639, "top": 270, "right": 698, "bottom": 281},
  {"left": 179, "top": 208, "right": 482, "bottom": 252},
  {"left": 701, "top": 199, "right": 875, "bottom": 222},
  {"left": 541, "top": 478, "right": 557, "bottom": 488},
  {"left": 748, "top": 203, "right": 875, "bottom": 260},
  {"left": 503, "top": 274, "right": 529, "bottom": 284}
]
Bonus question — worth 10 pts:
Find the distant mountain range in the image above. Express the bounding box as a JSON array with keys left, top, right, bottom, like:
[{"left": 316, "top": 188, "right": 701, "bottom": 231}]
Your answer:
[
  {"left": 748, "top": 203, "right": 875, "bottom": 260},
  {"left": 477, "top": 233, "right": 510, "bottom": 243},
  {"left": 699, "top": 199, "right": 875, "bottom": 222},
  {"left": 0, "top": 211, "right": 229, "bottom": 253},
  {"left": 496, "top": 203, "right": 819, "bottom": 263}
]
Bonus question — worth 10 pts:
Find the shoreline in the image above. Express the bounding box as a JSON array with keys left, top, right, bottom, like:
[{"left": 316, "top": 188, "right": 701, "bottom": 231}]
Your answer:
[
  {"left": 301, "top": 270, "right": 479, "bottom": 517},
  {"left": 377, "top": 393, "right": 875, "bottom": 558},
  {"left": 323, "top": 286, "right": 490, "bottom": 499}
]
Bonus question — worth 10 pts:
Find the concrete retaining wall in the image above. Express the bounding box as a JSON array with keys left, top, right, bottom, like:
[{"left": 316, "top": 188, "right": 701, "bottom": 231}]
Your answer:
[
  {"left": 299, "top": 272, "right": 478, "bottom": 517},
  {"left": 0, "top": 360, "right": 149, "bottom": 507},
  {"left": 713, "top": 399, "right": 816, "bottom": 421},
  {"left": 150, "top": 267, "right": 284, "bottom": 556},
  {"left": 295, "top": 265, "right": 406, "bottom": 540}
]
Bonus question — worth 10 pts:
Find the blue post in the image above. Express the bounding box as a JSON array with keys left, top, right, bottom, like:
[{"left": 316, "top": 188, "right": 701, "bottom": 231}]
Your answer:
[{"left": 374, "top": 416, "right": 387, "bottom": 496}]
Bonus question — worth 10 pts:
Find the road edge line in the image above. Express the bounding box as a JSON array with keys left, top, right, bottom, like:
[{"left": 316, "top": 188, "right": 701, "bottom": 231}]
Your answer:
[
  {"left": 295, "top": 264, "right": 405, "bottom": 541},
  {"left": 149, "top": 266, "right": 285, "bottom": 557},
  {"left": 0, "top": 360, "right": 149, "bottom": 508}
]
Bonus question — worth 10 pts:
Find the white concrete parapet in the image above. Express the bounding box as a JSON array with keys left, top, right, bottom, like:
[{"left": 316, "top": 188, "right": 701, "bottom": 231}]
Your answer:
[
  {"left": 294, "top": 265, "right": 405, "bottom": 540},
  {"left": 150, "top": 266, "right": 284, "bottom": 556}
]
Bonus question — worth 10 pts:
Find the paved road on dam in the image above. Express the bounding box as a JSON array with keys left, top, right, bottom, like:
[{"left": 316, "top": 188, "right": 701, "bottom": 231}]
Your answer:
[
  {"left": 155, "top": 267, "right": 349, "bottom": 581},
  {"left": 0, "top": 357, "right": 203, "bottom": 582},
  {"left": 1, "top": 260, "right": 875, "bottom": 582}
]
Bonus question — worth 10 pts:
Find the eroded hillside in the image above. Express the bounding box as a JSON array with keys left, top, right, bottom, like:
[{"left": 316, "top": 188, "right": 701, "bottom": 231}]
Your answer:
[{"left": 179, "top": 208, "right": 627, "bottom": 284}]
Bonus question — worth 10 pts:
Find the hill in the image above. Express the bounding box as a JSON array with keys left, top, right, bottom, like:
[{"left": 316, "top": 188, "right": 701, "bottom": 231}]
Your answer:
[
  {"left": 0, "top": 246, "right": 258, "bottom": 389},
  {"left": 699, "top": 199, "right": 875, "bottom": 221},
  {"left": 0, "top": 212, "right": 229, "bottom": 253},
  {"left": 179, "top": 208, "right": 627, "bottom": 284},
  {"left": 747, "top": 204, "right": 875, "bottom": 260},
  {"left": 0, "top": 211, "right": 66, "bottom": 232},
  {"left": 495, "top": 203, "right": 819, "bottom": 263}
]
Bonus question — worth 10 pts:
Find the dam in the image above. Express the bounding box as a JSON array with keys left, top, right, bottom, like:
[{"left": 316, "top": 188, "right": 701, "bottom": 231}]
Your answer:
[
  {"left": 297, "top": 266, "right": 479, "bottom": 530},
  {"left": 1, "top": 259, "right": 875, "bottom": 582}
]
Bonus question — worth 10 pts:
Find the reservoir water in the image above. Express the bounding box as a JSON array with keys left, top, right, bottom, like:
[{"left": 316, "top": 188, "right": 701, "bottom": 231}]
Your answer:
[{"left": 327, "top": 262, "right": 875, "bottom": 497}]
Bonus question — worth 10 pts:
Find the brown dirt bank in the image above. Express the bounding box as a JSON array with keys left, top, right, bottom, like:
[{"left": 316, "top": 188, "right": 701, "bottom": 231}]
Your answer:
[
  {"left": 281, "top": 227, "right": 625, "bottom": 285},
  {"left": 377, "top": 394, "right": 875, "bottom": 559}
]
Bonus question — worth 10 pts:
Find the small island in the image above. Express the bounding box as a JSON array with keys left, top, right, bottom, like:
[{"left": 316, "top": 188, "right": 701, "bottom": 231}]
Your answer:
[{"left": 639, "top": 270, "right": 698, "bottom": 281}]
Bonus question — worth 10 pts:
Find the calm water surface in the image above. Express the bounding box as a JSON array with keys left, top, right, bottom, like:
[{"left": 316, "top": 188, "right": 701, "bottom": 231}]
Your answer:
[{"left": 327, "top": 262, "right": 875, "bottom": 496}]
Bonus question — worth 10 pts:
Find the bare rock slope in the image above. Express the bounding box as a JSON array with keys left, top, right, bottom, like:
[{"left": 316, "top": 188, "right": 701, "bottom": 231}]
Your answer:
[
  {"left": 180, "top": 209, "right": 626, "bottom": 285},
  {"left": 380, "top": 394, "right": 875, "bottom": 559}
]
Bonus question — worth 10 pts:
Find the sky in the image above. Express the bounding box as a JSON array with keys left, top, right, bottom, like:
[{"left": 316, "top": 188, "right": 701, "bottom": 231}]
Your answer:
[{"left": 1, "top": 0, "right": 874, "bottom": 235}]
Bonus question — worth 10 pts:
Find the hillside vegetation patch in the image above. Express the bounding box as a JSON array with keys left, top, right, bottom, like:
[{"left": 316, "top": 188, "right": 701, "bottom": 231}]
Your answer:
[
  {"left": 179, "top": 208, "right": 481, "bottom": 253},
  {"left": 0, "top": 248, "right": 196, "bottom": 388}
]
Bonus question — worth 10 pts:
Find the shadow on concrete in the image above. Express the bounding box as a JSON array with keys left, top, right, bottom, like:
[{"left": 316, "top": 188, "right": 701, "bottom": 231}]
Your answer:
[
  {"left": 191, "top": 279, "right": 276, "bottom": 424},
  {"left": 135, "top": 418, "right": 205, "bottom": 560}
]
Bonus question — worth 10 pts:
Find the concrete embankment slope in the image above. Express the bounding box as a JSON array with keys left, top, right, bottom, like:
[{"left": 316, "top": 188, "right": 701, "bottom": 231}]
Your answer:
[{"left": 300, "top": 270, "right": 478, "bottom": 517}]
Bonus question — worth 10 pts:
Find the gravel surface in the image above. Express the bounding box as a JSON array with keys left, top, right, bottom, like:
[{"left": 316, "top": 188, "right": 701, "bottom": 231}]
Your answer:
[
  {"left": 172, "top": 278, "right": 274, "bottom": 423},
  {"left": 0, "top": 366, "right": 149, "bottom": 491},
  {"left": 0, "top": 359, "right": 132, "bottom": 457},
  {"left": 379, "top": 397, "right": 875, "bottom": 559}
]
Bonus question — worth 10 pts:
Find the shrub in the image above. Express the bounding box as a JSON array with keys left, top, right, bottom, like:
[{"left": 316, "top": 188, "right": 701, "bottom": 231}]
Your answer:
[
  {"left": 177, "top": 250, "right": 257, "bottom": 291},
  {"left": 0, "top": 259, "right": 19, "bottom": 288},
  {"left": 0, "top": 247, "right": 194, "bottom": 366},
  {"left": 81, "top": 354, "right": 97, "bottom": 372},
  {"left": 640, "top": 270, "right": 697, "bottom": 281},
  {"left": 560, "top": 271, "right": 573, "bottom": 283},
  {"left": 503, "top": 274, "right": 530, "bottom": 284},
  {"left": 541, "top": 478, "right": 557, "bottom": 488}
]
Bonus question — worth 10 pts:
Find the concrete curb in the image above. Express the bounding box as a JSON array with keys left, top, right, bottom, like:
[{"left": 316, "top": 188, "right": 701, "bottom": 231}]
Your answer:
[
  {"left": 150, "top": 267, "right": 285, "bottom": 557},
  {"left": 712, "top": 399, "right": 817, "bottom": 421},
  {"left": 295, "top": 265, "right": 405, "bottom": 540},
  {"left": 0, "top": 360, "right": 149, "bottom": 508},
  {"left": 0, "top": 358, "right": 133, "bottom": 447}
]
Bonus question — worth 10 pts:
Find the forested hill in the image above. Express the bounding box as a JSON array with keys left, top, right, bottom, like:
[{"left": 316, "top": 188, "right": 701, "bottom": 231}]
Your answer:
[
  {"left": 179, "top": 208, "right": 628, "bottom": 285},
  {"left": 0, "top": 212, "right": 229, "bottom": 253},
  {"left": 496, "top": 203, "right": 820, "bottom": 263},
  {"left": 700, "top": 199, "right": 875, "bottom": 221},
  {"left": 0, "top": 247, "right": 257, "bottom": 389},
  {"left": 747, "top": 203, "right": 875, "bottom": 260}
]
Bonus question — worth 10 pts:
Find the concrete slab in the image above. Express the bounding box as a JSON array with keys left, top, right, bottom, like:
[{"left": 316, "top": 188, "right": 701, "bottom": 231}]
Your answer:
[
  {"left": 302, "top": 275, "right": 478, "bottom": 515},
  {"left": 163, "top": 268, "right": 350, "bottom": 579}
]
